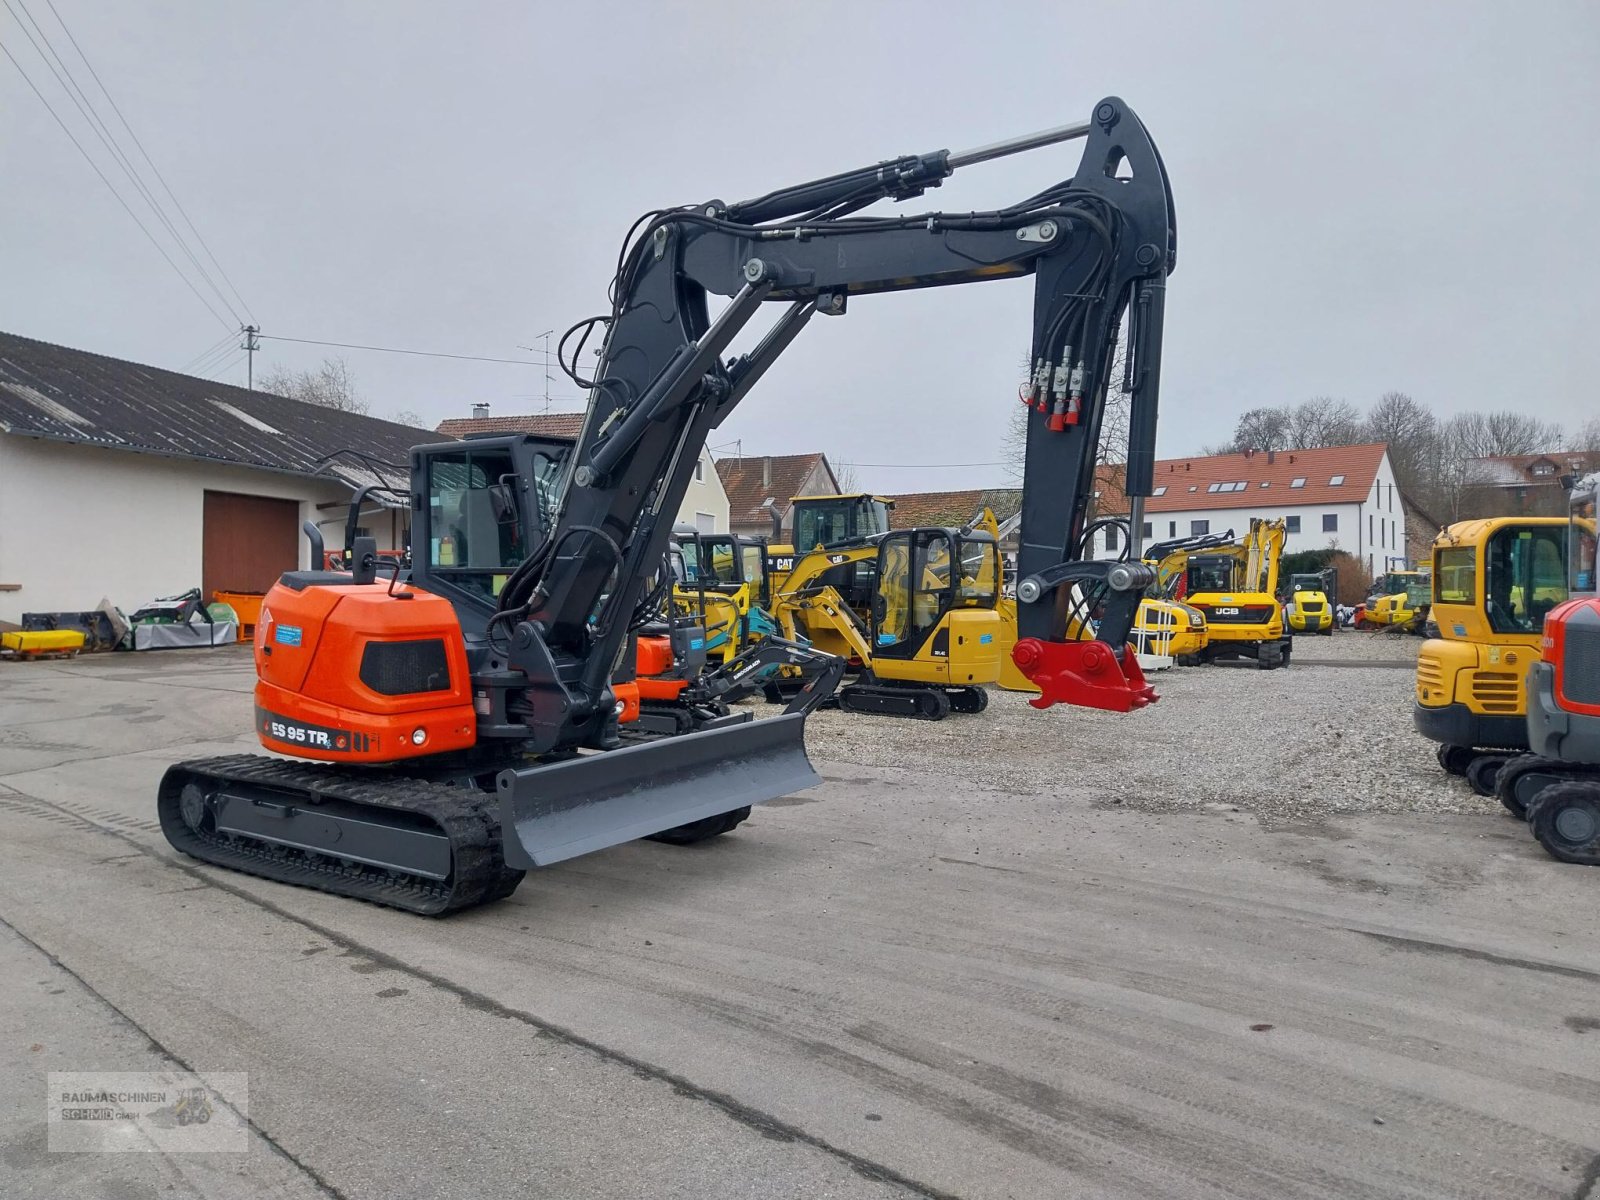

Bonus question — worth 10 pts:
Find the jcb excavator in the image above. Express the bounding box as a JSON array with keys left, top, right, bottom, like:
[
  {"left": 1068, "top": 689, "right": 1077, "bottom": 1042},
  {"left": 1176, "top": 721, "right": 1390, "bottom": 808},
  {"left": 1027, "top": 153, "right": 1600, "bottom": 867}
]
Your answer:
[
  {"left": 1181, "top": 518, "right": 1292, "bottom": 668},
  {"left": 157, "top": 99, "right": 1176, "bottom": 912}
]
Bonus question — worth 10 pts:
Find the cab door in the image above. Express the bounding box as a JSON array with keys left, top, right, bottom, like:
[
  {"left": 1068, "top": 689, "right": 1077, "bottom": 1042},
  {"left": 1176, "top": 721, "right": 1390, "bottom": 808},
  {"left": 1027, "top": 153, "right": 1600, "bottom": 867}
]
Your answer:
[{"left": 871, "top": 530, "right": 953, "bottom": 661}]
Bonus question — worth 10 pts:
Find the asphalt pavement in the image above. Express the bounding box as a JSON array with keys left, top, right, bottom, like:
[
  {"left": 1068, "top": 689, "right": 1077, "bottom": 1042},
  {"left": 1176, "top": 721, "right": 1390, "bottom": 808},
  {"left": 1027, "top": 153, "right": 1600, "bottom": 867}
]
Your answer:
[{"left": 1, "top": 647, "right": 1596, "bottom": 1199}]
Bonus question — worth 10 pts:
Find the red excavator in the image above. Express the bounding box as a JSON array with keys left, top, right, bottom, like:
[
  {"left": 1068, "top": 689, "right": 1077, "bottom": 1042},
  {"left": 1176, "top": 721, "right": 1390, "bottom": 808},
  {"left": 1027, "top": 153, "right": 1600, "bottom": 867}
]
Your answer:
[{"left": 158, "top": 98, "right": 1177, "bottom": 912}]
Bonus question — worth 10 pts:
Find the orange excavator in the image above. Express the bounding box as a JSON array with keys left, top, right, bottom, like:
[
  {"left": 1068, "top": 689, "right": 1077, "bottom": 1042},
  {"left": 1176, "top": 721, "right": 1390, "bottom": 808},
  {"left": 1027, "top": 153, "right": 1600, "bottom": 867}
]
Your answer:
[{"left": 158, "top": 99, "right": 1177, "bottom": 912}]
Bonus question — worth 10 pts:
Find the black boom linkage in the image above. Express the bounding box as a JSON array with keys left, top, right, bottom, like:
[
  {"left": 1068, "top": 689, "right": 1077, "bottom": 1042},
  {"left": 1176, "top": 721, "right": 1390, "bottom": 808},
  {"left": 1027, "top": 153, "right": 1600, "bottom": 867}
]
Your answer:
[{"left": 494, "top": 97, "right": 1176, "bottom": 748}]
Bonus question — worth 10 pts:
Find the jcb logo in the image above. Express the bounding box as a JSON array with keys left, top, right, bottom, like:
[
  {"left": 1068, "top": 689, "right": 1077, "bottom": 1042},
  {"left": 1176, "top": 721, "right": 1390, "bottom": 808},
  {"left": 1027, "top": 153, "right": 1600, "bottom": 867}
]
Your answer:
[{"left": 1216, "top": 607, "right": 1239, "bottom": 615}]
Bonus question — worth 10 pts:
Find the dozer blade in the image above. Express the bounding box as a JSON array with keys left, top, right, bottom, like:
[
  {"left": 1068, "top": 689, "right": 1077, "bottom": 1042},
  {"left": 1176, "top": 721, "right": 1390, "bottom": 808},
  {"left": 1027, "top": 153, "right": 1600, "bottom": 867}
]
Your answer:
[{"left": 497, "top": 711, "right": 817, "bottom": 868}]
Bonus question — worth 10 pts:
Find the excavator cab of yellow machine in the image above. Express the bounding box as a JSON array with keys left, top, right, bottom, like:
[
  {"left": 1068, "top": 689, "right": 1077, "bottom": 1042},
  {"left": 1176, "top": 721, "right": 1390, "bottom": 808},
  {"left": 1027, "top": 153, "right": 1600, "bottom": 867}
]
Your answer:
[
  {"left": 159, "top": 98, "right": 1177, "bottom": 912},
  {"left": 1416, "top": 516, "right": 1572, "bottom": 800}
]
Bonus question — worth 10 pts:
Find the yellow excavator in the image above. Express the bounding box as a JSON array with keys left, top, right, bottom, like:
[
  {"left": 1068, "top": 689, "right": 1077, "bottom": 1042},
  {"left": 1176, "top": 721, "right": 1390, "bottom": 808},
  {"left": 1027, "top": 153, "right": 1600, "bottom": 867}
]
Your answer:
[
  {"left": 1177, "top": 518, "right": 1291, "bottom": 668},
  {"left": 1360, "top": 569, "right": 1431, "bottom": 631},
  {"left": 1415, "top": 517, "right": 1572, "bottom": 800},
  {"left": 769, "top": 523, "right": 1003, "bottom": 718},
  {"left": 1284, "top": 569, "right": 1336, "bottom": 636}
]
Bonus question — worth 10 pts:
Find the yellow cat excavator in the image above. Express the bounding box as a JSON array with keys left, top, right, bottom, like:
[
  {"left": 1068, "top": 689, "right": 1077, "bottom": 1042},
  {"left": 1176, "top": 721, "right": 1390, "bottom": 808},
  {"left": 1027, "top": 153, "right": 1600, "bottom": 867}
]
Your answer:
[
  {"left": 157, "top": 99, "right": 1176, "bottom": 912},
  {"left": 769, "top": 523, "right": 1003, "bottom": 718}
]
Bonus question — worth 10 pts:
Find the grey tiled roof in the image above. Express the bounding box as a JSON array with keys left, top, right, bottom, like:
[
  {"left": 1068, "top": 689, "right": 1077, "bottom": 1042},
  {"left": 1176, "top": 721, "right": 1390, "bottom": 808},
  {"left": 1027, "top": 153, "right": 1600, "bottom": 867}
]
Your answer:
[{"left": 0, "top": 330, "right": 432, "bottom": 490}]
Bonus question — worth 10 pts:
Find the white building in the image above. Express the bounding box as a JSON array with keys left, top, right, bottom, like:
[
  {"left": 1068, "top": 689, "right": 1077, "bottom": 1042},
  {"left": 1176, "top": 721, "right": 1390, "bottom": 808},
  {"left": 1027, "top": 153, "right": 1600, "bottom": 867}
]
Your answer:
[
  {"left": 0, "top": 330, "right": 420, "bottom": 626},
  {"left": 438, "top": 407, "right": 729, "bottom": 533},
  {"left": 1098, "top": 443, "right": 1410, "bottom": 574}
]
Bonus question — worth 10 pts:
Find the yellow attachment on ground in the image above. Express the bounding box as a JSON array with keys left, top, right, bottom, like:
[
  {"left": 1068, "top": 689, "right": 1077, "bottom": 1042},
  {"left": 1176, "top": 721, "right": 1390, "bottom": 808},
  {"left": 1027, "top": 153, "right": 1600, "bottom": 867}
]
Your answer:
[{"left": 1, "top": 629, "right": 86, "bottom": 657}]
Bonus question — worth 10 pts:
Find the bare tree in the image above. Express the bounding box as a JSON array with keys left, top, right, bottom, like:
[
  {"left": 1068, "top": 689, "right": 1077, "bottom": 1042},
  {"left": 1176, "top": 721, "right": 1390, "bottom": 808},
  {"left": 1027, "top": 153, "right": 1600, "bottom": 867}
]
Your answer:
[
  {"left": 391, "top": 409, "right": 425, "bottom": 428},
  {"left": 1287, "top": 397, "right": 1364, "bottom": 449},
  {"left": 258, "top": 356, "right": 369, "bottom": 415},
  {"left": 830, "top": 456, "right": 860, "bottom": 492},
  {"left": 1230, "top": 405, "right": 1293, "bottom": 452}
]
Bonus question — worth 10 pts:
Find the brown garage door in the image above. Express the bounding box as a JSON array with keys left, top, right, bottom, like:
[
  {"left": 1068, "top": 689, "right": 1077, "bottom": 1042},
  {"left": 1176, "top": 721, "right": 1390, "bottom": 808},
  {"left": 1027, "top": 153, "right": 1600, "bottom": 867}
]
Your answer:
[{"left": 202, "top": 491, "right": 301, "bottom": 600}]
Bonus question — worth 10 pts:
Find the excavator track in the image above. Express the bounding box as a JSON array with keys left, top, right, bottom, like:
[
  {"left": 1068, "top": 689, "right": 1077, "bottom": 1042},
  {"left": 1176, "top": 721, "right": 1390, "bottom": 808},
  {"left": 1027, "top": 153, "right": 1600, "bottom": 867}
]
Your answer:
[
  {"left": 1494, "top": 755, "right": 1600, "bottom": 822},
  {"left": 157, "top": 755, "right": 524, "bottom": 916}
]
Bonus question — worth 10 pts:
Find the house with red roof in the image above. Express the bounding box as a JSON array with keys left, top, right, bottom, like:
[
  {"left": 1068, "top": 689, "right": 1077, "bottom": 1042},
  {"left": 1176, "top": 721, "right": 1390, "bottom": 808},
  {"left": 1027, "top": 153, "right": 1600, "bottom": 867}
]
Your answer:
[
  {"left": 1095, "top": 443, "right": 1410, "bottom": 574},
  {"left": 713, "top": 453, "right": 840, "bottom": 538}
]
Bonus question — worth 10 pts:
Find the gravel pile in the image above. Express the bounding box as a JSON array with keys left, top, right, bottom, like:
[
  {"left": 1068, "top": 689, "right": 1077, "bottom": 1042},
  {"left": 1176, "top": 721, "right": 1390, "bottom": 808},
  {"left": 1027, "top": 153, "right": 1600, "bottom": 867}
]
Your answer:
[{"left": 772, "top": 629, "right": 1496, "bottom": 825}]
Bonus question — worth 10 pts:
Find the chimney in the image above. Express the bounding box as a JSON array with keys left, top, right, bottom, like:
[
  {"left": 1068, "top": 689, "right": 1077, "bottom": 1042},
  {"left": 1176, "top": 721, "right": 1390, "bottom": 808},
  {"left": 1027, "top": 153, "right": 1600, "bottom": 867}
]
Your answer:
[
  {"left": 762, "top": 455, "right": 771, "bottom": 488},
  {"left": 472, "top": 402, "right": 490, "bottom": 419},
  {"left": 1267, "top": 449, "right": 1276, "bottom": 465}
]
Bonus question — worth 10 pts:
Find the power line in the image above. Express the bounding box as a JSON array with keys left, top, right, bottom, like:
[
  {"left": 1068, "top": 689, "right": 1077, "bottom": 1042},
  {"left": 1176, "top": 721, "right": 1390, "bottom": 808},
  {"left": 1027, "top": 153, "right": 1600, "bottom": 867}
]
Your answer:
[
  {"left": 0, "top": 35, "right": 233, "bottom": 330},
  {"left": 42, "top": 0, "right": 255, "bottom": 323},
  {"left": 4, "top": 0, "right": 244, "bottom": 326},
  {"left": 203, "top": 351, "right": 245, "bottom": 381},
  {"left": 187, "top": 340, "right": 239, "bottom": 376},
  {"left": 179, "top": 331, "right": 237, "bottom": 372},
  {"left": 258, "top": 334, "right": 535, "bottom": 366}
]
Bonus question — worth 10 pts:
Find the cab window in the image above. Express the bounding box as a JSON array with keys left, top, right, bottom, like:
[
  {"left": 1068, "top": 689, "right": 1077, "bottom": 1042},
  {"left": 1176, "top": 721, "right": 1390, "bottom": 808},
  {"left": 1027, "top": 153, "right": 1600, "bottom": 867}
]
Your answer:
[
  {"left": 1572, "top": 496, "right": 1597, "bottom": 596},
  {"left": 427, "top": 449, "right": 524, "bottom": 599},
  {"left": 1435, "top": 548, "right": 1474, "bottom": 604},
  {"left": 956, "top": 539, "right": 998, "bottom": 607},
  {"left": 1485, "top": 527, "right": 1565, "bottom": 634}
]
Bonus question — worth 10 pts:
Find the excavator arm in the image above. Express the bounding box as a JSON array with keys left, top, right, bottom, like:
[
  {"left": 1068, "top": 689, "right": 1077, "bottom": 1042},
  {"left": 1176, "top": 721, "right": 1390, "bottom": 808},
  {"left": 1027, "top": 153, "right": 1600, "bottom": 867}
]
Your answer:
[{"left": 494, "top": 97, "right": 1175, "bottom": 751}]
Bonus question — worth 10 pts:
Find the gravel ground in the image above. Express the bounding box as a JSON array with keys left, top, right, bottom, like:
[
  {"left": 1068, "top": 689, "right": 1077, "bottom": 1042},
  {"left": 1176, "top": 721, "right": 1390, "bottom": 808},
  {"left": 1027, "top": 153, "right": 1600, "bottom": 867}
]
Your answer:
[{"left": 783, "top": 628, "right": 1497, "bottom": 826}]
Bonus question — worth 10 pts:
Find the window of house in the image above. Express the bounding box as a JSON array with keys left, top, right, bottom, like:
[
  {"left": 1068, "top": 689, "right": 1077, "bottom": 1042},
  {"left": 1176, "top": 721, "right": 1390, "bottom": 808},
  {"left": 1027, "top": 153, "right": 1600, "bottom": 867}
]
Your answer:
[
  {"left": 1207, "top": 482, "right": 1221, "bottom": 493},
  {"left": 1290, "top": 477, "right": 1306, "bottom": 488},
  {"left": 1285, "top": 515, "right": 1301, "bottom": 534},
  {"left": 1142, "top": 522, "right": 1153, "bottom": 539},
  {"left": 1168, "top": 521, "right": 1177, "bottom": 537},
  {"left": 1190, "top": 519, "right": 1210, "bottom": 536},
  {"left": 1105, "top": 524, "right": 1119, "bottom": 551},
  {"left": 1533, "top": 463, "right": 1555, "bottom": 476},
  {"left": 1188, "top": 485, "right": 1198, "bottom": 492},
  {"left": 1323, "top": 513, "right": 1338, "bottom": 532},
  {"left": 1380, "top": 520, "right": 1386, "bottom": 548},
  {"left": 695, "top": 458, "right": 705, "bottom": 482},
  {"left": 1153, "top": 486, "right": 1167, "bottom": 496},
  {"left": 1369, "top": 514, "right": 1374, "bottom": 544},
  {"left": 1329, "top": 474, "right": 1345, "bottom": 486},
  {"left": 1260, "top": 481, "right": 1270, "bottom": 488}
]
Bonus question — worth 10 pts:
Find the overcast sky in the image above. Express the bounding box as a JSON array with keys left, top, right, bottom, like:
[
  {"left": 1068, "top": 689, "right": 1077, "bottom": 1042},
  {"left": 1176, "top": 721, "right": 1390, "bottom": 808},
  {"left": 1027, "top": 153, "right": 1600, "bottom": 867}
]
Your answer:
[{"left": 3, "top": 1, "right": 1596, "bottom": 492}]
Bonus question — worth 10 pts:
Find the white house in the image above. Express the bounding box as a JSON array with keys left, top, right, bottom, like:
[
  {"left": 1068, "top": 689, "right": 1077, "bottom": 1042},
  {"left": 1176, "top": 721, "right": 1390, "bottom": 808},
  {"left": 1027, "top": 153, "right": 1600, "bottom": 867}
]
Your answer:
[
  {"left": 1097, "top": 443, "right": 1409, "bottom": 574},
  {"left": 0, "top": 330, "right": 421, "bottom": 626},
  {"left": 437, "top": 406, "right": 730, "bottom": 533}
]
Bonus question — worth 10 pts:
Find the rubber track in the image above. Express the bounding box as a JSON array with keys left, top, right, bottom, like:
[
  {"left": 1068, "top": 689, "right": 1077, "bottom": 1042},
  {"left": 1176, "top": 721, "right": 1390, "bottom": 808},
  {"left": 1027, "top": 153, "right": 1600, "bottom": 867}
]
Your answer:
[
  {"left": 1495, "top": 755, "right": 1600, "bottom": 820},
  {"left": 158, "top": 755, "right": 524, "bottom": 916}
]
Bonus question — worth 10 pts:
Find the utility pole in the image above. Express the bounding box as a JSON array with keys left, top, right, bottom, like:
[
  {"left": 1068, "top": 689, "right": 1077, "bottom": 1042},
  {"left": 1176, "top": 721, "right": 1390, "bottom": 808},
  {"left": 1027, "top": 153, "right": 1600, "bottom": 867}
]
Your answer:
[{"left": 241, "top": 324, "right": 260, "bottom": 390}]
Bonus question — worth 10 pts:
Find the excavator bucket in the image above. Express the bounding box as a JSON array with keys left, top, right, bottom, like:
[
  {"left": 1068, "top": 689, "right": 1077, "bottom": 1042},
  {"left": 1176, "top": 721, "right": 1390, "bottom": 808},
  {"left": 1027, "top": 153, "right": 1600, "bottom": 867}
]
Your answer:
[{"left": 496, "top": 712, "right": 818, "bottom": 868}]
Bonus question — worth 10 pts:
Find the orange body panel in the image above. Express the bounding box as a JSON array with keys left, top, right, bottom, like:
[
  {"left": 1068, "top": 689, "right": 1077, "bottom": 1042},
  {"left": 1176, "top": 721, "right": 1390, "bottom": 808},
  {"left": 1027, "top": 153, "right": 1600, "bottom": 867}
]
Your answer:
[
  {"left": 635, "top": 636, "right": 676, "bottom": 677},
  {"left": 634, "top": 634, "right": 689, "bottom": 701},
  {"left": 253, "top": 581, "right": 477, "bottom": 763},
  {"left": 612, "top": 679, "right": 641, "bottom": 724}
]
